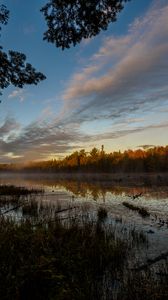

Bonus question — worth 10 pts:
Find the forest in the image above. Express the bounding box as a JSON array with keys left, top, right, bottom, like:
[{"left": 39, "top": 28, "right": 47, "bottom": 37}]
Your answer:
[{"left": 0, "top": 146, "right": 168, "bottom": 173}]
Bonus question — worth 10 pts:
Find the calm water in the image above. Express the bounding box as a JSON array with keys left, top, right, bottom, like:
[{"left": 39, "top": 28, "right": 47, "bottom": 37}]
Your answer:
[
  {"left": 0, "top": 173, "right": 168, "bottom": 215},
  {"left": 1, "top": 172, "right": 168, "bottom": 260}
]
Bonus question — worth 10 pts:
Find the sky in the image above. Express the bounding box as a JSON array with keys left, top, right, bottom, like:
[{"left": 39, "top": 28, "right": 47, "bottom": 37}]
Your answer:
[{"left": 0, "top": 0, "right": 168, "bottom": 163}]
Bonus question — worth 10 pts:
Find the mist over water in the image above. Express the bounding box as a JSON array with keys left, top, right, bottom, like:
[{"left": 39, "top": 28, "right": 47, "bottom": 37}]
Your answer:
[
  {"left": 0, "top": 172, "right": 168, "bottom": 275},
  {"left": 1, "top": 172, "right": 168, "bottom": 221}
]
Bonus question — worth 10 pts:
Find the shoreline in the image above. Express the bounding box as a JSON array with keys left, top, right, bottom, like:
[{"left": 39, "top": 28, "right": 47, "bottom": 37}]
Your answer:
[{"left": 0, "top": 171, "right": 168, "bottom": 186}]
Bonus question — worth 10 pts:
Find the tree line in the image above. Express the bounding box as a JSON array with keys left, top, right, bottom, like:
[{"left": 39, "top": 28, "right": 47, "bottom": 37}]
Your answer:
[{"left": 0, "top": 146, "right": 168, "bottom": 173}]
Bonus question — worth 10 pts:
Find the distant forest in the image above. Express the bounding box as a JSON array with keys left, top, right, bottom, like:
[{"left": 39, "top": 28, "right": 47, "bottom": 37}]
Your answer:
[{"left": 0, "top": 146, "right": 168, "bottom": 173}]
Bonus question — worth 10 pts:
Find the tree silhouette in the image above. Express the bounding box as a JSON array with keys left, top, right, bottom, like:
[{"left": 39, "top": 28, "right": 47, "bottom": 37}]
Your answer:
[
  {"left": 0, "top": 1, "right": 130, "bottom": 98},
  {"left": 0, "top": 5, "right": 9, "bottom": 30},
  {"left": 0, "top": 5, "right": 46, "bottom": 99},
  {"left": 2, "top": 146, "right": 167, "bottom": 173},
  {"left": 41, "top": 0, "right": 130, "bottom": 49}
]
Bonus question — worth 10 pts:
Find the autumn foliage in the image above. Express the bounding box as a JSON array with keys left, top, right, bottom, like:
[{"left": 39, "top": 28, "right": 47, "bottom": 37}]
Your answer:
[{"left": 0, "top": 146, "right": 167, "bottom": 173}]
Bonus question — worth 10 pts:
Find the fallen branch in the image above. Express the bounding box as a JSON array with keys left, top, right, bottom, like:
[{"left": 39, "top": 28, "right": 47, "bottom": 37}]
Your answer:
[
  {"left": 0, "top": 201, "right": 28, "bottom": 215},
  {"left": 32, "top": 206, "right": 78, "bottom": 227},
  {"left": 54, "top": 206, "right": 78, "bottom": 214},
  {"left": 123, "top": 201, "right": 150, "bottom": 217},
  {"left": 130, "top": 251, "right": 168, "bottom": 271}
]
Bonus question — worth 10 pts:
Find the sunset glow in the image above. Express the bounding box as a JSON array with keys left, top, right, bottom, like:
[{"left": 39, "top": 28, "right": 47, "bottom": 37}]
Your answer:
[{"left": 1, "top": 0, "right": 168, "bottom": 162}]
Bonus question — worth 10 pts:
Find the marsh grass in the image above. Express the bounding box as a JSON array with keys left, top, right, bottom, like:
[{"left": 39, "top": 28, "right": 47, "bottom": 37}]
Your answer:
[
  {"left": 0, "top": 195, "right": 21, "bottom": 208},
  {"left": 22, "top": 198, "right": 39, "bottom": 217},
  {"left": 0, "top": 213, "right": 128, "bottom": 300},
  {"left": 0, "top": 185, "right": 43, "bottom": 217},
  {"left": 118, "top": 267, "right": 168, "bottom": 300},
  {"left": 0, "top": 185, "right": 167, "bottom": 299},
  {"left": 0, "top": 209, "right": 167, "bottom": 300}
]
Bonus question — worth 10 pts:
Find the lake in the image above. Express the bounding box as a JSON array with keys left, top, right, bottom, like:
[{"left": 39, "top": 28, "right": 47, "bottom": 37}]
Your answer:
[{"left": 0, "top": 172, "right": 168, "bottom": 262}]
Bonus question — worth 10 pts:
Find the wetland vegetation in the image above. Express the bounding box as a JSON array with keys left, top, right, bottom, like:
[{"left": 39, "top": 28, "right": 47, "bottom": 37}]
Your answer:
[{"left": 0, "top": 184, "right": 168, "bottom": 299}]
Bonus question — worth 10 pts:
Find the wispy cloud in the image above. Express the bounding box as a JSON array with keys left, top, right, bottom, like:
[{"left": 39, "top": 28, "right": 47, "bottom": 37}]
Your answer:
[
  {"left": 89, "top": 122, "right": 168, "bottom": 142},
  {"left": 1, "top": 0, "right": 168, "bottom": 162},
  {"left": 8, "top": 89, "right": 26, "bottom": 102},
  {"left": 0, "top": 117, "right": 20, "bottom": 139},
  {"left": 60, "top": 0, "right": 168, "bottom": 124},
  {"left": 0, "top": 114, "right": 167, "bottom": 162},
  {"left": 4, "top": 152, "right": 24, "bottom": 159},
  {"left": 137, "top": 145, "right": 155, "bottom": 149},
  {"left": 0, "top": 116, "right": 84, "bottom": 161},
  {"left": 37, "top": 106, "right": 54, "bottom": 123}
]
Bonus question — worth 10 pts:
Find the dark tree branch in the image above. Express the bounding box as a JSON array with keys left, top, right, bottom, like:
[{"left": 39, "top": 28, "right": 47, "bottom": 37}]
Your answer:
[
  {"left": 0, "top": 4, "right": 9, "bottom": 32},
  {"left": 0, "top": 50, "right": 46, "bottom": 91},
  {"left": 41, "top": 0, "right": 130, "bottom": 49},
  {"left": 0, "top": 4, "right": 46, "bottom": 99},
  {"left": 0, "top": 1, "right": 130, "bottom": 99}
]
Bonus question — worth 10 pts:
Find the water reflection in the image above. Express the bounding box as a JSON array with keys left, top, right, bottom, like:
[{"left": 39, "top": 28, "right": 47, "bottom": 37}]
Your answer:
[
  {"left": 0, "top": 173, "right": 168, "bottom": 259},
  {"left": 0, "top": 173, "right": 168, "bottom": 200}
]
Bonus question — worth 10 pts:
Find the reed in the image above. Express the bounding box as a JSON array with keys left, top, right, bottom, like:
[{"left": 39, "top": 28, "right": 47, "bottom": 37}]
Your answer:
[{"left": 0, "top": 186, "right": 167, "bottom": 299}]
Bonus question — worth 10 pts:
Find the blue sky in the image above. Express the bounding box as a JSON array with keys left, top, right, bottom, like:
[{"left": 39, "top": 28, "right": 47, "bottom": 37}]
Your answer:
[{"left": 0, "top": 0, "right": 168, "bottom": 162}]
